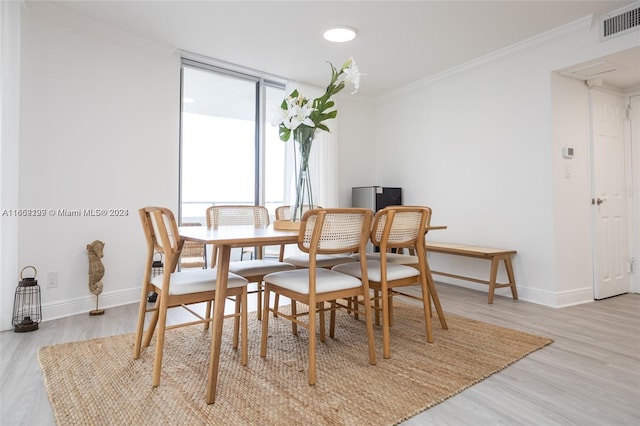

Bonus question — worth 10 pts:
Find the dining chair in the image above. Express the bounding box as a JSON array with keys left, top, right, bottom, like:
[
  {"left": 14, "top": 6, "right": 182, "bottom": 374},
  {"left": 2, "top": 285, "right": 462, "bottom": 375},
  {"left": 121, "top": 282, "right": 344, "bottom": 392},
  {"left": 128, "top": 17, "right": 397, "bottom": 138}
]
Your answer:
[
  {"left": 349, "top": 206, "right": 448, "bottom": 331},
  {"left": 274, "top": 205, "right": 299, "bottom": 262},
  {"left": 333, "top": 206, "right": 441, "bottom": 359},
  {"left": 260, "top": 208, "right": 377, "bottom": 385},
  {"left": 179, "top": 222, "right": 206, "bottom": 269},
  {"left": 134, "top": 207, "right": 249, "bottom": 388},
  {"left": 275, "top": 205, "right": 335, "bottom": 315},
  {"left": 205, "top": 205, "right": 295, "bottom": 320},
  {"left": 277, "top": 205, "right": 358, "bottom": 269},
  {"left": 146, "top": 221, "right": 207, "bottom": 305}
]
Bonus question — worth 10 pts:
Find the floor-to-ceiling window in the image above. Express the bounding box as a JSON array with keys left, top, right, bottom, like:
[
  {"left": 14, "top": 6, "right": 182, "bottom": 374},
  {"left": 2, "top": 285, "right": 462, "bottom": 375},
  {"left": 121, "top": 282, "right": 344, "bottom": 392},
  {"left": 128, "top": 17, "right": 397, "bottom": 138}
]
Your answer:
[{"left": 179, "top": 59, "right": 286, "bottom": 224}]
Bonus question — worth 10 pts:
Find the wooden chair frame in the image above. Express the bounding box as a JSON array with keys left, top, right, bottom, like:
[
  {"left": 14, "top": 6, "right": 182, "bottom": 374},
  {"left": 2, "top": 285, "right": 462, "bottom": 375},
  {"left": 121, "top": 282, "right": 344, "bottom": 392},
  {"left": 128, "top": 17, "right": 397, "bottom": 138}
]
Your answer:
[
  {"left": 205, "top": 205, "right": 295, "bottom": 320},
  {"left": 260, "top": 208, "right": 377, "bottom": 385},
  {"left": 336, "top": 206, "right": 447, "bottom": 359},
  {"left": 134, "top": 207, "right": 248, "bottom": 388}
]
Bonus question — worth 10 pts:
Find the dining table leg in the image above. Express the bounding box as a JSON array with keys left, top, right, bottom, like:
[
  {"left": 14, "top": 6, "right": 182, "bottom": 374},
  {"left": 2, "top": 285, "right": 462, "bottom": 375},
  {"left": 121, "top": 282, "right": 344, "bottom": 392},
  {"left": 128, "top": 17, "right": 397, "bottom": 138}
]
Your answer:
[
  {"left": 424, "top": 257, "right": 448, "bottom": 330},
  {"left": 206, "top": 244, "right": 231, "bottom": 404}
]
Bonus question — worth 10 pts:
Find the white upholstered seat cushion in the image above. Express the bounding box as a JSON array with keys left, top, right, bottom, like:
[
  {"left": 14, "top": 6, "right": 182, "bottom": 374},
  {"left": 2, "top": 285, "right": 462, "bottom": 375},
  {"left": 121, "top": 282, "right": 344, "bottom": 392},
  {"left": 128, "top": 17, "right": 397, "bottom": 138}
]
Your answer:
[
  {"left": 264, "top": 268, "right": 362, "bottom": 294},
  {"left": 151, "top": 268, "right": 248, "bottom": 296},
  {"left": 284, "top": 254, "right": 356, "bottom": 268},
  {"left": 350, "top": 252, "right": 419, "bottom": 265},
  {"left": 228, "top": 259, "right": 295, "bottom": 277},
  {"left": 332, "top": 260, "right": 419, "bottom": 282}
]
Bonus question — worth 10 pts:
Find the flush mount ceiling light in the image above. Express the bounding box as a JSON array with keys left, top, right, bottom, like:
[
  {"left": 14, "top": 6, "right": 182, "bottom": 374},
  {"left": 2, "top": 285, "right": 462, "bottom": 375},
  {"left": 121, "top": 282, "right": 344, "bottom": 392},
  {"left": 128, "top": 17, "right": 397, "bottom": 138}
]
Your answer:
[{"left": 323, "top": 26, "right": 357, "bottom": 42}]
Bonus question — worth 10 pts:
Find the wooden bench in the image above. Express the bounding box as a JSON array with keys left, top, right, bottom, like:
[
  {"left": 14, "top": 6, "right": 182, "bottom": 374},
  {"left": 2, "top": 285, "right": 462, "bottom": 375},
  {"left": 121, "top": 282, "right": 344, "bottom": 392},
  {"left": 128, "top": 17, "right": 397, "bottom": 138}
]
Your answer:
[{"left": 425, "top": 242, "right": 518, "bottom": 304}]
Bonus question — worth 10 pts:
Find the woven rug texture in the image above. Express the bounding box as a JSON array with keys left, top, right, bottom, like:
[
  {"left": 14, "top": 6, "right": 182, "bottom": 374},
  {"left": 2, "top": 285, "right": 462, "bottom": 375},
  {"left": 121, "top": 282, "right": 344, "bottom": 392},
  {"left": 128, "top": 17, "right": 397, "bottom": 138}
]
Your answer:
[{"left": 38, "top": 303, "right": 552, "bottom": 425}]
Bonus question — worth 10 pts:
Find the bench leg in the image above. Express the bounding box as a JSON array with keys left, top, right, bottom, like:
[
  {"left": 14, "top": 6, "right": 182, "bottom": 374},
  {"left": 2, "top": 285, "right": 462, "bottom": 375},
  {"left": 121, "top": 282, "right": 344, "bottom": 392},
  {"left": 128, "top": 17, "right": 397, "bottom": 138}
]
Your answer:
[
  {"left": 488, "top": 255, "right": 518, "bottom": 304},
  {"left": 504, "top": 256, "right": 519, "bottom": 300},
  {"left": 488, "top": 257, "right": 500, "bottom": 304}
]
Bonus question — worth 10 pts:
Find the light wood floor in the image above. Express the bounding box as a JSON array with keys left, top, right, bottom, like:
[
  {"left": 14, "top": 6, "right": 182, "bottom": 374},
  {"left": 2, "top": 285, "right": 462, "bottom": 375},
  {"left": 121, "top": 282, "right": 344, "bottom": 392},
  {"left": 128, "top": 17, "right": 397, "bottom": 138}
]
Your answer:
[{"left": 1, "top": 284, "right": 639, "bottom": 425}]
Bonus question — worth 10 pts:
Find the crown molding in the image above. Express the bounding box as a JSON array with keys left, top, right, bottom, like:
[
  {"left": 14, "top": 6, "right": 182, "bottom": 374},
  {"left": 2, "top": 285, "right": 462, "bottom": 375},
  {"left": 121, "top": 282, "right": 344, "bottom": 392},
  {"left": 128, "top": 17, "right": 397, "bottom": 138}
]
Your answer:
[
  {"left": 378, "top": 14, "right": 594, "bottom": 102},
  {"left": 23, "top": 0, "right": 176, "bottom": 58}
]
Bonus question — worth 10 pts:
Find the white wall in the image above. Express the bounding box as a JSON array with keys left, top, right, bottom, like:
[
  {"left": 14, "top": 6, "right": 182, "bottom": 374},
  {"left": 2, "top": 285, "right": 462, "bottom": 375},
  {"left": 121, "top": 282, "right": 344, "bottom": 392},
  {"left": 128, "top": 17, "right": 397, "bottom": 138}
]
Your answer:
[
  {"left": 9, "top": 4, "right": 180, "bottom": 328},
  {"left": 369, "top": 17, "right": 639, "bottom": 307},
  {"left": 375, "top": 54, "right": 556, "bottom": 304},
  {"left": 550, "top": 74, "right": 594, "bottom": 304},
  {"left": 334, "top": 95, "right": 377, "bottom": 207},
  {"left": 0, "top": 1, "right": 22, "bottom": 331}
]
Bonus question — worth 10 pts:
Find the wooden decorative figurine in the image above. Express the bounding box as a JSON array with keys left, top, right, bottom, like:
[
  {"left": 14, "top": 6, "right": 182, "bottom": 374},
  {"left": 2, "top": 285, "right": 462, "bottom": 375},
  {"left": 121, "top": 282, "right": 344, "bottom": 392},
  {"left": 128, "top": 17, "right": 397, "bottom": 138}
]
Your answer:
[{"left": 87, "top": 240, "right": 106, "bottom": 315}]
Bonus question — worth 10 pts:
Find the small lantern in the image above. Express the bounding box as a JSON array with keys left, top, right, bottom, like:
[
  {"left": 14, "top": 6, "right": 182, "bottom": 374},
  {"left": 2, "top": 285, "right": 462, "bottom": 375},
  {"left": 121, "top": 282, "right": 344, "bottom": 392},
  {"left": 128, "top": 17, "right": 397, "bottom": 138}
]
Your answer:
[
  {"left": 147, "top": 252, "right": 163, "bottom": 303},
  {"left": 12, "top": 266, "right": 42, "bottom": 332}
]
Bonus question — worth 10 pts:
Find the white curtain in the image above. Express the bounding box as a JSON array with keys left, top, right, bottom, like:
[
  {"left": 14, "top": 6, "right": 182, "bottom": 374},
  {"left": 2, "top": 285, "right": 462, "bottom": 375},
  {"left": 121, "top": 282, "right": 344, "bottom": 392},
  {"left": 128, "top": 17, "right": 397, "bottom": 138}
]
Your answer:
[{"left": 283, "top": 82, "right": 339, "bottom": 209}]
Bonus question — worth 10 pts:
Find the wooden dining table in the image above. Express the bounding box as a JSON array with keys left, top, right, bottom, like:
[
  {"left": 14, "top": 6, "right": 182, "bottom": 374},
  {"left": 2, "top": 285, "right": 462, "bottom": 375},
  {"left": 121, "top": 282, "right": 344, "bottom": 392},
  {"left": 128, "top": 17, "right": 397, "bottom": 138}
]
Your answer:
[
  {"left": 178, "top": 224, "right": 299, "bottom": 404},
  {"left": 178, "top": 222, "right": 446, "bottom": 404}
]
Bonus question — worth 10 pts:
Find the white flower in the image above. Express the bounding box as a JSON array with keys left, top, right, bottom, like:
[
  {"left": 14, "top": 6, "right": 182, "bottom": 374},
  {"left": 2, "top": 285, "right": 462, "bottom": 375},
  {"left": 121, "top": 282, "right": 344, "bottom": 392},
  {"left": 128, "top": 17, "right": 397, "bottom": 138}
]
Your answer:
[
  {"left": 272, "top": 57, "right": 361, "bottom": 141},
  {"left": 271, "top": 95, "right": 316, "bottom": 130},
  {"left": 270, "top": 103, "right": 289, "bottom": 127},
  {"left": 341, "top": 57, "right": 361, "bottom": 94},
  {"left": 286, "top": 99, "right": 315, "bottom": 130}
]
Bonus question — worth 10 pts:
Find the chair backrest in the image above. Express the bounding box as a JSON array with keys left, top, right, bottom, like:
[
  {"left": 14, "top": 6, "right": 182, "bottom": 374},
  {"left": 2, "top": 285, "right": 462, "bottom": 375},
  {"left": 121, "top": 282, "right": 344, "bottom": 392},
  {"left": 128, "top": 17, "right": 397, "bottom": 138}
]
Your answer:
[
  {"left": 370, "top": 206, "right": 431, "bottom": 253},
  {"left": 206, "top": 205, "right": 270, "bottom": 228},
  {"left": 298, "top": 208, "right": 373, "bottom": 257},
  {"left": 275, "top": 205, "right": 322, "bottom": 221},
  {"left": 139, "top": 207, "right": 183, "bottom": 270},
  {"left": 179, "top": 222, "right": 205, "bottom": 268},
  {"left": 275, "top": 205, "right": 289, "bottom": 221}
]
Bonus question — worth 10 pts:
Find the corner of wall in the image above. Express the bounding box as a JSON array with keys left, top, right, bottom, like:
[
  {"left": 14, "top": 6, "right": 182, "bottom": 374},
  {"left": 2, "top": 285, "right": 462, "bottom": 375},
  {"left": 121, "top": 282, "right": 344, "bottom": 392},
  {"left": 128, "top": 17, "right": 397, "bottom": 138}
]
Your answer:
[{"left": 0, "top": 0, "right": 22, "bottom": 331}]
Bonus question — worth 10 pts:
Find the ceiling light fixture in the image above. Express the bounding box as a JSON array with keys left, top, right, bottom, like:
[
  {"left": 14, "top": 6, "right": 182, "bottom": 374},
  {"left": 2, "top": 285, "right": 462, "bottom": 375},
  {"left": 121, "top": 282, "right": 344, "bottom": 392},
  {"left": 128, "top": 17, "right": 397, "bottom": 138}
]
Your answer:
[{"left": 323, "top": 26, "right": 357, "bottom": 42}]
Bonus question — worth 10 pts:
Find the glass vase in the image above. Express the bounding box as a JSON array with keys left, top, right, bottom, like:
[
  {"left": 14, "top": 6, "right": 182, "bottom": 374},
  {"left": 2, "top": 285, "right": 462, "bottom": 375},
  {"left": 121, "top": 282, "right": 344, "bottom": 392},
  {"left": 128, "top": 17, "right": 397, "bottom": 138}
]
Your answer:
[{"left": 291, "top": 126, "right": 316, "bottom": 222}]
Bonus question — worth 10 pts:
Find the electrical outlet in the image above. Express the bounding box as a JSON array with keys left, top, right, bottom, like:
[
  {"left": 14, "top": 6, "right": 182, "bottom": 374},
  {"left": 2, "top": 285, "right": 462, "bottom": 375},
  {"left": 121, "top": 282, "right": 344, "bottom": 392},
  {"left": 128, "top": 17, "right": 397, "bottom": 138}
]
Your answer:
[{"left": 47, "top": 271, "right": 58, "bottom": 288}]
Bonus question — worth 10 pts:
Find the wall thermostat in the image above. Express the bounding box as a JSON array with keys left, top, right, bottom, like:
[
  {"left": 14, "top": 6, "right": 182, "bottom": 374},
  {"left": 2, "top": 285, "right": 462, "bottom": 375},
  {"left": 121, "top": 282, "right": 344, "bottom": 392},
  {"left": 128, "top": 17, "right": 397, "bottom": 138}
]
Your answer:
[{"left": 562, "top": 146, "right": 574, "bottom": 159}]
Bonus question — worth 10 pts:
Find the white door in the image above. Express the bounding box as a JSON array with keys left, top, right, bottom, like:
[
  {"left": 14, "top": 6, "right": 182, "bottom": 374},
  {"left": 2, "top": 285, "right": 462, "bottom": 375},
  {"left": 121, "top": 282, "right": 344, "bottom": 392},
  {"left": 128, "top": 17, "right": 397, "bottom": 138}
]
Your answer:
[
  {"left": 590, "top": 89, "right": 630, "bottom": 299},
  {"left": 631, "top": 95, "right": 640, "bottom": 293}
]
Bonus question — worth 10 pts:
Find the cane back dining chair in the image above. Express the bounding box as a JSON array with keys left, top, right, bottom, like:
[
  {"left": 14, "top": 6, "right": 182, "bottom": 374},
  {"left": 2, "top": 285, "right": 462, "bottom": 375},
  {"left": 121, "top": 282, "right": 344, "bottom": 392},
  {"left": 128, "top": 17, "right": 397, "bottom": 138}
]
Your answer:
[
  {"left": 274, "top": 205, "right": 295, "bottom": 262},
  {"left": 144, "top": 222, "right": 206, "bottom": 305},
  {"left": 206, "top": 205, "right": 295, "bottom": 320},
  {"left": 276, "top": 205, "right": 357, "bottom": 269},
  {"left": 260, "top": 208, "right": 377, "bottom": 385},
  {"left": 275, "top": 205, "right": 321, "bottom": 240},
  {"left": 333, "top": 206, "right": 444, "bottom": 359},
  {"left": 134, "top": 207, "right": 249, "bottom": 388},
  {"left": 179, "top": 222, "right": 206, "bottom": 269},
  {"left": 274, "top": 204, "right": 351, "bottom": 315},
  {"left": 349, "top": 206, "right": 448, "bottom": 332}
]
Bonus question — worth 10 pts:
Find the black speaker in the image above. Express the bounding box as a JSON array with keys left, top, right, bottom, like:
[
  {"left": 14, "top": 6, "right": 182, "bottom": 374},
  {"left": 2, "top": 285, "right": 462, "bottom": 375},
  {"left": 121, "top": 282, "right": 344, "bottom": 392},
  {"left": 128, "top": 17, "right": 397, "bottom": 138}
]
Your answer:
[{"left": 352, "top": 186, "right": 402, "bottom": 211}]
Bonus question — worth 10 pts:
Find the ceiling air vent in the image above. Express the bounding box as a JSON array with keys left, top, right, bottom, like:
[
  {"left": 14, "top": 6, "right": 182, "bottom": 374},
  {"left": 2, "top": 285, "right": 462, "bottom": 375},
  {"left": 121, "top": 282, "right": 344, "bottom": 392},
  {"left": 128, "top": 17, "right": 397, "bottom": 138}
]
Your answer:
[{"left": 600, "top": 3, "right": 640, "bottom": 41}]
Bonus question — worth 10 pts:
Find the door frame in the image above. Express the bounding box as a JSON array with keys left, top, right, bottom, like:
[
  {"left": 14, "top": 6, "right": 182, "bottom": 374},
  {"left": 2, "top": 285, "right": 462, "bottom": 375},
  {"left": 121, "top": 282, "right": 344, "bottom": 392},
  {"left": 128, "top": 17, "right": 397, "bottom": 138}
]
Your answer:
[
  {"left": 588, "top": 86, "right": 635, "bottom": 298},
  {"left": 628, "top": 92, "right": 640, "bottom": 293}
]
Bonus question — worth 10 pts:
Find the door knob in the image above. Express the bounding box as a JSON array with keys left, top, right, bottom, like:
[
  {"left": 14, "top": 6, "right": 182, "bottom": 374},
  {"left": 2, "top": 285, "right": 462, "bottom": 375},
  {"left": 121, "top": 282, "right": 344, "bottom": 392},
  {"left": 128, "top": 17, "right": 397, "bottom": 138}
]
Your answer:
[{"left": 592, "top": 197, "right": 607, "bottom": 205}]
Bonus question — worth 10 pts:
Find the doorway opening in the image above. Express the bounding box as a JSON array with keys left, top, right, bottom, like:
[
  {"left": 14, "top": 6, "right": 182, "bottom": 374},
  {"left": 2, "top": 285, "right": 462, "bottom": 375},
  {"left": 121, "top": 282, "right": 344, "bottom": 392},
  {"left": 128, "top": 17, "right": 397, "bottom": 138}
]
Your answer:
[{"left": 556, "top": 46, "right": 640, "bottom": 298}]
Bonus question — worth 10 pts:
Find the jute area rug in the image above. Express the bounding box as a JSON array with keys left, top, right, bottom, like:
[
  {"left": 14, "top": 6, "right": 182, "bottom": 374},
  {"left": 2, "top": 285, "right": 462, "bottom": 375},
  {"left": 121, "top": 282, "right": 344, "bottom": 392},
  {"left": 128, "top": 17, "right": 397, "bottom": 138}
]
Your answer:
[{"left": 38, "top": 303, "right": 552, "bottom": 425}]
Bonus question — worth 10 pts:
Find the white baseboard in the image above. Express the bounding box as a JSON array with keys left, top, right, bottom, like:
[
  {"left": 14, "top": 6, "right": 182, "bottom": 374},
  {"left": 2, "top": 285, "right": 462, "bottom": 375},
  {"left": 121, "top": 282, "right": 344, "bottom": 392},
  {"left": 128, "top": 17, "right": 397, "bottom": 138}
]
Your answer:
[
  {"left": 517, "top": 286, "right": 594, "bottom": 308},
  {"left": 21, "top": 280, "right": 601, "bottom": 329},
  {"left": 433, "top": 278, "right": 594, "bottom": 308},
  {"left": 41, "top": 287, "right": 141, "bottom": 323}
]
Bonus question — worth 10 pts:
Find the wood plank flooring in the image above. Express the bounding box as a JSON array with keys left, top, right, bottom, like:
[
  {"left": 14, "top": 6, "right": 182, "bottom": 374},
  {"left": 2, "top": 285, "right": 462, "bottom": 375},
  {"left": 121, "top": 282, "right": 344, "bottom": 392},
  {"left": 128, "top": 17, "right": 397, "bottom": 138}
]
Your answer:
[{"left": 1, "top": 284, "right": 638, "bottom": 425}]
